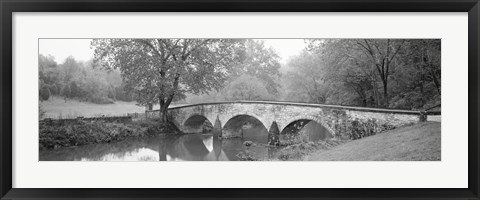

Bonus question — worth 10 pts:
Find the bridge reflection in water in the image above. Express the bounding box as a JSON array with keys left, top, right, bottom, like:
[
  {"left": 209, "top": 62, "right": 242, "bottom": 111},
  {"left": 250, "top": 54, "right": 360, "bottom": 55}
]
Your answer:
[
  {"left": 39, "top": 117, "right": 332, "bottom": 161},
  {"left": 39, "top": 118, "right": 334, "bottom": 161},
  {"left": 39, "top": 132, "right": 282, "bottom": 161}
]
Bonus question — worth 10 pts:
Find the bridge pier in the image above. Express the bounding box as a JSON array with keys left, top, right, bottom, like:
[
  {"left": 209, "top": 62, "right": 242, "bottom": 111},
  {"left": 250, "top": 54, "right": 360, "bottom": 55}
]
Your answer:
[
  {"left": 419, "top": 111, "right": 427, "bottom": 122},
  {"left": 213, "top": 116, "right": 223, "bottom": 138},
  {"left": 213, "top": 136, "right": 222, "bottom": 158},
  {"left": 268, "top": 121, "right": 280, "bottom": 146}
]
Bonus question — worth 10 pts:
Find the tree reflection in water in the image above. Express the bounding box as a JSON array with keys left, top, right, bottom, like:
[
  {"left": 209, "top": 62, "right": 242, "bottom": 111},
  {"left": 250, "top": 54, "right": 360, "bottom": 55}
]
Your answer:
[
  {"left": 160, "top": 134, "right": 229, "bottom": 161},
  {"left": 40, "top": 133, "right": 271, "bottom": 161},
  {"left": 40, "top": 119, "right": 330, "bottom": 161}
]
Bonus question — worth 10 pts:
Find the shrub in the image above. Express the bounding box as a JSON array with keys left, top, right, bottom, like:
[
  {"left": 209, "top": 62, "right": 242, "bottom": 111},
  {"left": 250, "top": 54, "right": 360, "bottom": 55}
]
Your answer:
[
  {"left": 39, "top": 118, "right": 181, "bottom": 150},
  {"left": 88, "top": 96, "right": 115, "bottom": 104},
  {"left": 60, "top": 84, "right": 71, "bottom": 98},
  {"left": 39, "top": 86, "right": 51, "bottom": 101},
  {"left": 39, "top": 104, "right": 46, "bottom": 119},
  {"left": 48, "top": 84, "right": 59, "bottom": 95}
]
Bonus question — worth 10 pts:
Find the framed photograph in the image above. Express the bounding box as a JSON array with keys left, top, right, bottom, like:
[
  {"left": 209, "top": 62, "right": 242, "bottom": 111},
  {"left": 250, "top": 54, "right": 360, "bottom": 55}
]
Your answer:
[{"left": 1, "top": 0, "right": 479, "bottom": 199}]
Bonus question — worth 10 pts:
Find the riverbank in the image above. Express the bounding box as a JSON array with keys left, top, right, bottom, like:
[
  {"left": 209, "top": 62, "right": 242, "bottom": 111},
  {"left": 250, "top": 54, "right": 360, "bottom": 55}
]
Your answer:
[
  {"left": 237, "top": 136, "right": 350, "bottom": 161},
  {"left": 305, "top": 122, "right": 441, "bottom": 161},
  {"left": 39, "top": 118, "right": 180, "bottom": 150},
  {"left": 247, "top": 121, "right": 440, "bottom": 161}
]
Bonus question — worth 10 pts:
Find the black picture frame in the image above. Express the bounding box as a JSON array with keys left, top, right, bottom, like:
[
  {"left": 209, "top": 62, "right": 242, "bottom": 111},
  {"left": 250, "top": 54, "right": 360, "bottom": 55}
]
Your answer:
[{"left": 1, "top": 0, "right": 479, "bottom": 199}]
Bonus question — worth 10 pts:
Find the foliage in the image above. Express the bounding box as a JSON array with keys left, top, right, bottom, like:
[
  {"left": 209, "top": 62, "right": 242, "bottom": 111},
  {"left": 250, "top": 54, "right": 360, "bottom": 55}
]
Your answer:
[
  {"left": 222, "top": 75, "right": 272, "bottom": 101},
  {"left": 39, "top": 104, "right": 46, "bottom": 119},
  {"left": 39, "top": 119, "right": 179, "bottom": 150},
  {"left": 229, "top": 40, "right": 282, "bottom": 96},
  {"left": 39, "top": 85, "right": 51, "bottom": 101},
  {"left": 293, "top": 39, "right": 441, "bottom": 110},
  {"left": 183, "top": 40, "right": 282, "bottom": 104},
  {"left": 60, "top": 84, "right": 71, "bottom": 98},
  {"left": 38, "top": 54, "right": 134, "bottom": 104},
  {"left": 273, "top": 139, "right": 346, "bottom": 161},
  {"left": 283, "top": 50, "right": 335, "bottom": 104},
  {"left": 388, "top": 39, "right": 441, "bottom": 109},
  {"left": 91, "top": 39, "right": 244, "bottom": 122}
]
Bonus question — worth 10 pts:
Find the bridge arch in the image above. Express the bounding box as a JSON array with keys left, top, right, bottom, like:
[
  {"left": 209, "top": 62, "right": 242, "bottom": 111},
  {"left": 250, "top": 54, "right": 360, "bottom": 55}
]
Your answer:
[
  {"left": 182, "top": 114, "right": 214, "bottom": 134},
  {"left": 221, "top": 114, "right": 269, "bottom": 142},
  {"left": 280, "top": 118, "right": 334, "bottom": 142},
  {"left": 220, "top": 112, "right": 269, "bottom": 131},
  {"left": 279, "top": 115, "right": 335, "bottom": 137}
]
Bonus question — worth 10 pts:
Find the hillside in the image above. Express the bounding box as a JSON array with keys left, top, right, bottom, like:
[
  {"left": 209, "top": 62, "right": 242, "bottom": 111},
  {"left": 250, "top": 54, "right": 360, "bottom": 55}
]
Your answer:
[{"left": 306, "top": 122, "right": 441, "bottom": 161}]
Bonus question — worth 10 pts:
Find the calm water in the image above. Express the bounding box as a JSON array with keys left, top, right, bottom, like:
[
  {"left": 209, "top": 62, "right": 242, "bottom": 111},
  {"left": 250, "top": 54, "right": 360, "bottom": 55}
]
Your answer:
[
  {"left": 39, "top": 121, "right": 331, "bottom": 161},
  {"left": 40, "top": 133, "right": 275, "bottom": 161}
]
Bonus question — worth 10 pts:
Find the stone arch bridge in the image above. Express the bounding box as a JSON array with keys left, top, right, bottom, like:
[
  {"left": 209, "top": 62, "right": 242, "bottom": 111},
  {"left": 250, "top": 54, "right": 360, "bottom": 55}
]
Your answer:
[{"left": 146, "top": 101, "right": 423, "bottom": 145}]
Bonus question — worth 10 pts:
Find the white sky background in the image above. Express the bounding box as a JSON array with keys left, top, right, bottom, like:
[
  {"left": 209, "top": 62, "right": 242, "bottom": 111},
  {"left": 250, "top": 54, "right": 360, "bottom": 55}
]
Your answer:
[
  {"left": 39, "top": 39, "right": 95, "bottom": 63},
  {"left": 262, "top": 39, "right": 306, "bottom": 64},
  {"left": 38, "top": 39, "right": 307, "bottom": 65}
]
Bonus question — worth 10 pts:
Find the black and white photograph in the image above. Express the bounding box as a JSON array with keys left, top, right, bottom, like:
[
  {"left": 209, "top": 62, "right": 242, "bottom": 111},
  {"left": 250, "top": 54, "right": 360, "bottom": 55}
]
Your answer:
[{"left": 38, "top": 38, "right": 441, "bottom": 161}]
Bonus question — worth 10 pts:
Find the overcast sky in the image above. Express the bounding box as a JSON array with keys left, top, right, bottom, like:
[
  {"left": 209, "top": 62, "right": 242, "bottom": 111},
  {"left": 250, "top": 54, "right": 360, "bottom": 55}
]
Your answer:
[{"left": 39, "top": 39, "right": 306, "bottom": 65}]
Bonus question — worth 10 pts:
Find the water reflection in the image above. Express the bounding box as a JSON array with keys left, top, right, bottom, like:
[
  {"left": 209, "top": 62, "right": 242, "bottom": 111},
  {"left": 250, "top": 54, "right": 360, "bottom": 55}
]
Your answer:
[
  {"left": 40, "top": 133, "right": 271, "bottom": 161},
  {"left": 160, "top": 134, "right": 229, "bottom": 161},
  {"left": 39, "top": 119, "right": 329, "bottom": 161}
]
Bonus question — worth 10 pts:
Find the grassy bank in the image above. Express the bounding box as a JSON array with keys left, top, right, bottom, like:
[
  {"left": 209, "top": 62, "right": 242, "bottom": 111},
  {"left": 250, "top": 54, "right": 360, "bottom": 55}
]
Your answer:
[
  {"left": 236, "top": 136, "right": 349, "bottom": 161},
  {"left": 306, "top": 122, "right": 441, "bottom": 161},
  {"left": 40, "top": 96, "right": 147, "bottom": 119},
  {"left": 39, "top": 118, "right": 180, "bottom": 150},
  {"left": 253, "top": 122, "right": 440, "bottom": 161},
  {"left": 272, "top": 139, "right": 349, "bottom": 161}
]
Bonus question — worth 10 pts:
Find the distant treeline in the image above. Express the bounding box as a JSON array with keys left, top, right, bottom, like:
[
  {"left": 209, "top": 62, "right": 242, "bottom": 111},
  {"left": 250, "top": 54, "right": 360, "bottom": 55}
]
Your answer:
[
  {"left": 184, "top": 39, "right": 441, "bottom": 111},
  {"left": 39, "top": 55, "right": 135, "bottom": 104},
  {"left": 180, "top": 39, "right": 282, "bottom": 104},
  {"left": 282, "top": 39, "right": 441, "bottom": 110}
]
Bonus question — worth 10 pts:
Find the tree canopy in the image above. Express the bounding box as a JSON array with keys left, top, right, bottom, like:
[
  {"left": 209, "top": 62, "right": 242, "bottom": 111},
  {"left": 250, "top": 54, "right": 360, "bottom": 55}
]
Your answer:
[
  {"left": 91, "top": 39, "right": 244, "bottom": 121},
  {"left": 229, "top": 39, "right": 282, "bottom": 96},
  {"left": 282, "top": 39, "right": 441, "bottom": 110},
  {"left": 38, "top": 54, "right": 129, "bottom": 104}
]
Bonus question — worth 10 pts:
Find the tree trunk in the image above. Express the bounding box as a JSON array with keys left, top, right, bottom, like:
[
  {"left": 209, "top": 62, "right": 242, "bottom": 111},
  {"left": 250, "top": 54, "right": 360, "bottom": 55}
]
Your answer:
[
  {"left": 419, "top": 79, "right": 425, "bottom": 107},
  {"left": 430, "top": 70, "right": 441, "bottom": 95},
  {"left": 146, "top": 103, "right": 153, "bottom": 111},
  {"left": 381, "top": 78, "right": 388, "bottom": 107},
  {"left": 159, "top": 99, "right": 172, "bottom": 123},
  {"left": 158, "top": 74, "right": 180, "bottom": 123},
  {"left": 159, "top": 103, "right": 168, "bottom": 123},
  {"left": 371, "top": 73, "right": 380, "bottom": 107}
]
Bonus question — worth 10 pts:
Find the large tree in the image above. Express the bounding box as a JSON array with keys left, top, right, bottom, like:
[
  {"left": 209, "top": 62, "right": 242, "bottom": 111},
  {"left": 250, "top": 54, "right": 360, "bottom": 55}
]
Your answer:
[
  {"left": 284, "top": 50, "right": 334, "bottom": 104},
  {"left": 223, "top": 75, "right": 271, "bottom": 101},
  {"left": 229, "top": 39, "right": 281, "bottom": 95},
  {"left": 307, "top": 39, "right": 405, "bottom": 107},
  {"left": 388, "top": 39, "right": 441, "bottom": 109},
  {"left": 319, "top": 39, "right": 380, "bottom": 106},
  {"left": 92, "top": 39, "right": 242, "bottom": 122},
  {"left": 354, "top": 39, "right": 405, "bottom": 106}
]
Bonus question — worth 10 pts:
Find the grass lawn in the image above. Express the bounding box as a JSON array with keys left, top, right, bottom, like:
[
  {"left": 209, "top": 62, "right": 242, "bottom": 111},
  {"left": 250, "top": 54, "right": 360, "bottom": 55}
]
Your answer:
[
  {"left": 40, "top": 97, "right": 148, "bottom": 119},
  {"left": 40, "top": 96, "right": 188, "bottom": 119},
  {"left": 306, "top": 122, "right": 441, "bottom": 161}
]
